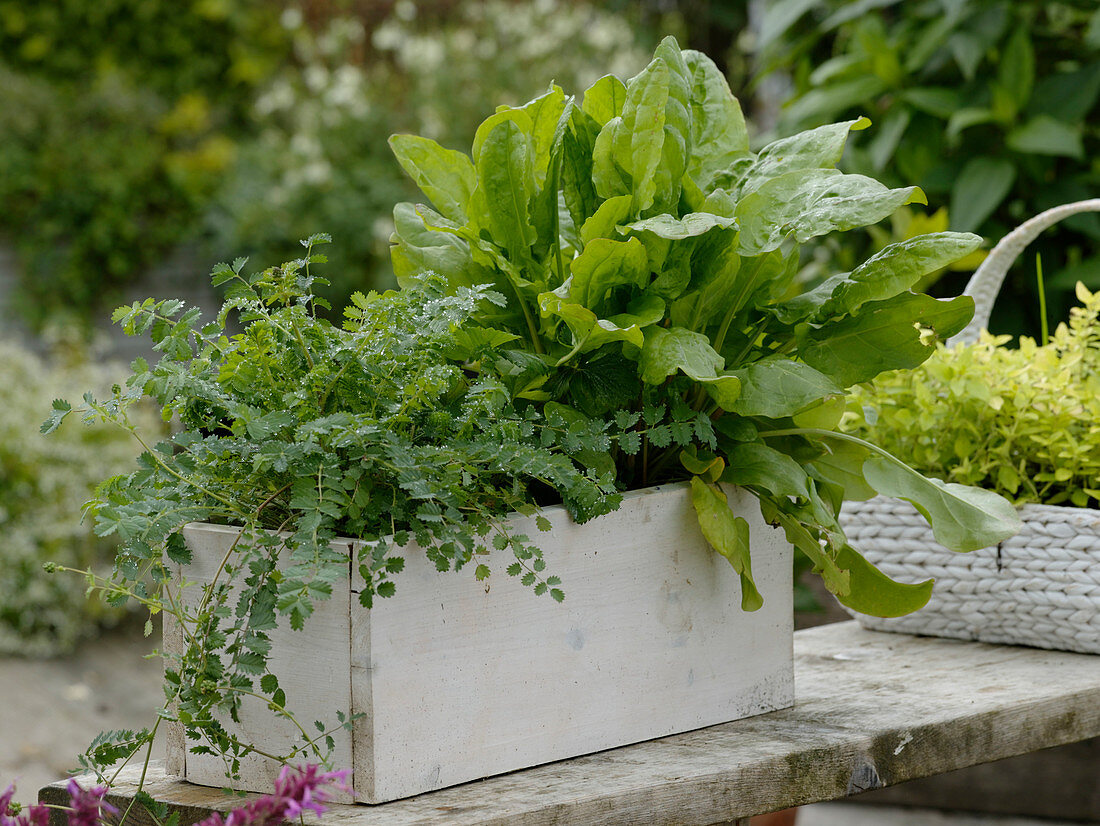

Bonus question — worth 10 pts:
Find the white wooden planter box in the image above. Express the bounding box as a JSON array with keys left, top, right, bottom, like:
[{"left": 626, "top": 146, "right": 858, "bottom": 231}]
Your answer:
[{"left": 164, "top": 482, "right": 794, "bottom": 803}]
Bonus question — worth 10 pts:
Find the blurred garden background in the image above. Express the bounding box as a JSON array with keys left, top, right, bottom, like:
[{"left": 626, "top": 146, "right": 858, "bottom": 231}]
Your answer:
[{"left": 3, "top": 0, "right": 1100, "bottom": 810}]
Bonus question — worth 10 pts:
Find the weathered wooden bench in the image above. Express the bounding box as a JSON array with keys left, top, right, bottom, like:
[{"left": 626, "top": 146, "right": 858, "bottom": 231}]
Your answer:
[{"left": 40, "top": 621, "right": 1100, "bottom": 825}]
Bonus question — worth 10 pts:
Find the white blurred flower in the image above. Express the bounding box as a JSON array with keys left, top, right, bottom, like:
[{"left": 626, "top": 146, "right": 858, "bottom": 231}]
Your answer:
[
  {"left": 280, "top": 6, "right": 303, "bottom": 30},
  {"left": 372, "top": 21, "right": 403, "bottom": 51},
  {"left": 394, "top": 0, "right": 417, "bottom": 22},
  {"left": 304, "top": 64, "right": 329, "bottom": 93}
]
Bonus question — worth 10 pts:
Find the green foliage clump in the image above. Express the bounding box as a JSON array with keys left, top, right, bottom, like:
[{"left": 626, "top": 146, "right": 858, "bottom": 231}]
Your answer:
[
  {"left": 0, "top": 0, "right": 289, "bottom": 329},
  {"left": 0, "top": 341, "right": 156, "bottom": 655},
  {"left": 846, "top": 283, "right": 1100, "bottom": 508},
  {"left": 753, "top": 0, "right": 1100, "bottom": 335},
  {"left": 52, "top": 238, "right": 621, "bottom": 770}
]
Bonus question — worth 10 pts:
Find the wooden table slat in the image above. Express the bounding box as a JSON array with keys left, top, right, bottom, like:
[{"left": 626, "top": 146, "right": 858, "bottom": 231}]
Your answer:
[{"left": 40, "top": 622, "right": 1100, "bottom": 826}]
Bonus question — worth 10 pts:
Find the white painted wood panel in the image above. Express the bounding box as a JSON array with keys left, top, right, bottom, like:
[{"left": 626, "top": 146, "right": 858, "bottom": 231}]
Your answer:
[
  {"left": 349, "top": 483, "right": 793, "bottom": 802},
  {"left": 165, "top": 524, "right": 354, "bottom": 801}
]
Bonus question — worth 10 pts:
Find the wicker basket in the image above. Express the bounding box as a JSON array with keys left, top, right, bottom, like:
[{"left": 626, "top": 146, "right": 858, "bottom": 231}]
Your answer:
[
  {"left": 841, "top": 498, "right": 1100, "bottom": 654},
  {"left": 843, "top": 199, "right": 1100, "bottom": 653}
]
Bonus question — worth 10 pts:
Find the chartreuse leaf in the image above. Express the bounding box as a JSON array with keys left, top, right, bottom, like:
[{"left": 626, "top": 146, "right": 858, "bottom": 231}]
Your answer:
[
  {"left": 735, "top": 168, "right": 926, "bottom": 256},
  {"left": 621, "top": 212, "right": 736, "bottom": 240},
  {"left": 736, "top": 117, "right": 870, "bottom": 196},
  {"left": 477, "top": 119, "right": 538, "bottom": 262},
  {"left": 471, "top": 108, "right": 534, "bottom": 165},
  {"left": 683, "top": 49, "right": 750, "bottom": 190},
  {"left": 388, "top": 135, "right": 476, "bottom": 223},
  {"left": 680, "top": 446, "right": 724, "bottom": 481},
  {"left": 390, "top": 203, "right": 491, "bottom": 291},
  {"left": 799, "top": 293, "right": 974, "bottom": 386},
  {"left": 651, "top": 36, "right": 693, "bottom": 215},
  {"left": 522, "top": 84, "right": 568, "bottom": 180},
  {"left": 581, "top": 74, "right": 628, "bottom": 126},
  {"left": 594, "top": 56, "right": 670, "bottom": 213},
  {"left": 569, "top": 237, "right": 649, "bottom": 309},
  {"left": 727, "top": 356, "right": 843, "bottom": 418},
  {"left": 539, "top": 291, "right": 662, "bottom": 360},
  {"left": 580, "top": 195, "right": 634, "bottom": 247},
  {"left": 805, "top": 438, "right": 877, "bottom": 501},
  {"left": 862, "top": 455, "right": 1022, "bottom": 552},
  {"left": 689, "top": 478, "right": 763, "bottom": 611},
  {"left": 832, "top": 544, "right": 934, "bottom": 618},
  {"left": 561, "top": 108, "right": 600, "bottom": 237}
]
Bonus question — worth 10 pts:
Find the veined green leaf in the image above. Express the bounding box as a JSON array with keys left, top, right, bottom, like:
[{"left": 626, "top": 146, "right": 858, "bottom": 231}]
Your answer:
[
  {"left": 727, "top": 356, "right": 843, "bottom": 418},
  {"left": 522, "top": 84, "right": 568, "bottom": 181},
  {"left": 595, "top": 56, "right": 670, "bottom": 214},
  {"left": 581, "top": 74, "right": 628, "bottom": 126},
  {"left": 561, "top": 110, "right": 600, "bottom": 236},
  {"left": 760, "top": 500, "right": 849, "bottom": 596},
  {"left": 736, "top": 118, "right": 870, "bottom": 197},
  {"left": 539, "top": 290, "right": 647, "bottom": 357},
  {"left": 689, "top": 478, "right": 763, "bottom": 611},
  {"left": 683, "top": 49, "right": 750, "bottom": 190},
  {"left": 832, "top": 544, "right": 933, "bottom": 617},
  {"left": 580, "top": 194, "right": 634, "bottom": 247},
  {"left": 812, "top": 232, "right": 982, "bottom": 321},
  {"left": 799, "top": 293, "right": 973, "bottom": 386},
  {"left": 591, "top": 117, "right": 630, "bottom": 201},
  {"left": 862, "top": 456, "right": 1022, "bottom": 552},
  {"left": 652, "top": 36, "right": 693, "bottom": 215},
  {"left": 621, "top": 212, "right": 736, "bottom": 240},
  {"left": 638, "top": 326, "right": 722, "bottom": 384},
  {"left": 388, "top": 134, "right": 477, "bottom": 223},
  {"left": 805, "top": 438, "right": 876, "bottom": 501},
  {"left": 390, "top": 203, "right": 487, "bottom": 290},
  {"left": 669, "top": 230, "right": 741, "bottom": 327},
  {"left": 569, "top": 237, "right": 649, "bottom": 310},
  {"left": 477, "top": 119, "right": 538, "bottom": 262},
  {"left": 736, "top": 168, "right": 925, "bottom": 256},
  {"left": 472, "top": 108, "right": 534, "bottom": 165},
  {"left": 721, "top": 442, "right": 813, "bottom": 501}
]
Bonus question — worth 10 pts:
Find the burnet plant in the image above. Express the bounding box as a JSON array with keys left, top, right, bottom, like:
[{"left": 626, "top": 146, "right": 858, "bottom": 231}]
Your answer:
[{"left": 47, "top": 37, "right": 1018, "bottom": 782}]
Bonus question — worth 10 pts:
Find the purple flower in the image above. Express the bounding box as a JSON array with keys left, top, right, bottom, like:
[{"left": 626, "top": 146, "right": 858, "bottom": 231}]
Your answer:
[
  {"left": 196, "top": 765, "right": 350, "bottom": 826},
  {"left": 64, "top": 780, "right": 117, "bottom": 826},
  {"left": 1, "top": 784, "right": 59, "bottom": 826},
  {"left": 1, "top": 763, "right": 347, "bottom": 826}
]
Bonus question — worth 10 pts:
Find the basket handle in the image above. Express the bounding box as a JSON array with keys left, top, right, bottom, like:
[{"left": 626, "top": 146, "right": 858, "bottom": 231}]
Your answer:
[{"left": 946, "top": 198, "right": 1100, "bottom": 346}]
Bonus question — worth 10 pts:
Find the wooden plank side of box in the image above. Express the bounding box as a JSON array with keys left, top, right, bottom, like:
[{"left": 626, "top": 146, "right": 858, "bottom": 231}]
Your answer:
[
  {"left": 165, "top": 523, "right": 354, "bottom": 800},
  {"left": 349, "top": 483, "right": 794, "bottom": 803}
]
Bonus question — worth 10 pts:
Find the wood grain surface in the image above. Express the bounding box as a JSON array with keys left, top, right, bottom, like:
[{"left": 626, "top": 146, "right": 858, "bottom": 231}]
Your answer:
[{"left": 42, "top": 621, "right": 1100, "bottom": 826}]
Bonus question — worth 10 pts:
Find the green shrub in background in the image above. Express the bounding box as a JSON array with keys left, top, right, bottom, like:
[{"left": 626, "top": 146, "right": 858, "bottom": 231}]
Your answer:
[
  {"left": 753, "top": 0, "right": 1100, "bottom": 337},
  {"left": 0, "top": 341, "right": 159, "bottom": 655},
  {"left": 212, "top": 0, "right": 652, "bottom": 310},
  {"left": 845, "top": 283, "right": 1100, "bottom": 508},
  {"left": 0, "top": 0, "right": 290, "bottom": 330}
]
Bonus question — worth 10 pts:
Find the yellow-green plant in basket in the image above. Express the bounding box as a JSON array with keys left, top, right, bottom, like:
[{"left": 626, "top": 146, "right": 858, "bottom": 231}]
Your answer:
[{"left": 846, "top": 282, "right": 1100, "bottom": 508}]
